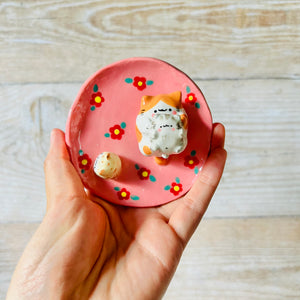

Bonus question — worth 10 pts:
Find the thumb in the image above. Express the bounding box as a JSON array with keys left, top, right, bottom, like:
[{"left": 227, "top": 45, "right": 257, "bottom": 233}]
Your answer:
[{"left": 44, "top": 129, "right": 86, "bottom": 211}]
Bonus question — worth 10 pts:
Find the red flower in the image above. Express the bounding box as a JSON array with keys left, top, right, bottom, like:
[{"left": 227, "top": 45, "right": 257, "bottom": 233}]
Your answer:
[
  {"left": 90, "top": 92, "right": 105, "bottom": 107},
  {"left": 133, "top": 76, "right": 147, "bottom": 91},
  {"left": 109, "top": 125, "right": 125, "bottom": 140},
  {"left": 117, "top": 188, "right": 130, "bottom": 200},
  {"left": 184, "top": 155, "right": 200, "bottom": 169},
  {"left": 78, "top": 154, "right": 92, "bottom": 170},
  {"left": 185, "top": 93, "right": 197, "bottom": 104},
  {"left": 170, "top": 182, "right": 183, "bottom": 196},
  {"left": 138, "top": 167, "right": 151, "bottom": 180}
]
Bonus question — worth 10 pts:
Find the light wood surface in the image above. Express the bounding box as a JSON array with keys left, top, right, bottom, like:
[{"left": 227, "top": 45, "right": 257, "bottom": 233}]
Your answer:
[{"left": 1, "top": 0, "right": 300, "bottom": 299}]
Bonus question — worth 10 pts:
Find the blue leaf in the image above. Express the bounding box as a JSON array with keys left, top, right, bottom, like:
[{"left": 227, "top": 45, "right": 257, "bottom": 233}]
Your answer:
[
  {"left": 114, "top": 187, "right": 120, "bottom": 191},
  {"left": 186, "top": 86, "right": 191, "bottom": 93},
  {"left": 120, "top": 122, "right": 126, "bottom": 129},
  {"left": 164, "top": 185, "right": 171, "bottom": 190},
  {"left": 135, "top": 164, "right": 140, "bottom": 170},
  {"left": 131, "top": 195, "right": 140, "bottom": 201},
  {"left": 93, "top": 84, "right": 98, "bottom": 92},
  {"left": 125, "top": 78, "right": 133, "bottom": 83},
  {"left": 195, "top": 102, "right": 200, "bottom": 109},
  {"left": 146, "top": 80, "right": 154, "bottom": 85},
  {"left": 175, "top": 177, "right": 180, "bottom": 184},
  {"left": 190, "top": 150, "right": 196, "bottom": 157},
  {"left": 79, "top": 150, "right": 84, "bottom": 156},
  {"left": 194, "top": 167, "right": 199, "bottom": 174},
  {"left": 149, "top": 175, "right": 156, "bottom": 182},
  {"left": 104, "top": 133, "right": 110, "bottom": 138}
]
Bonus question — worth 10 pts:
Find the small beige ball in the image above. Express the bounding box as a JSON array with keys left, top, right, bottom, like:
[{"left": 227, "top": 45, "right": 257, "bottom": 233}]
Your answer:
[{"left": 93, "top": 152, "right": 122, "bottom": 179}]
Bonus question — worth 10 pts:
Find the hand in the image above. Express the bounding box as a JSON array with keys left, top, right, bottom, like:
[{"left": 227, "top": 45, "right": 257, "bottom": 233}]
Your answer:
[{"left": 7, "top": 123, "right": 226, "bottom": 300}]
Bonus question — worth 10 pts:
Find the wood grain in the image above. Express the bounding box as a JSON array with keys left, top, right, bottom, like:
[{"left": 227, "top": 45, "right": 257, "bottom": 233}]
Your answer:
[
  {"left": 165, "top": 217, "right": 300, "bottom": 299},
  {"left": 1, "top": 218, "right": 299, "bottom": 299},
  {"left": 0, "top": 0, "right": 299, "bottom": 84},
  {"left": 1, "top": 79, "right": 299, "bottom": 222}
]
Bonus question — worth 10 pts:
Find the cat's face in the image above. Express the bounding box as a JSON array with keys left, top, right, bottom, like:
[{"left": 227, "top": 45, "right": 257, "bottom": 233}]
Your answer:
[{"left": 145, "top": 101, "right": 180, "bottom": 119}]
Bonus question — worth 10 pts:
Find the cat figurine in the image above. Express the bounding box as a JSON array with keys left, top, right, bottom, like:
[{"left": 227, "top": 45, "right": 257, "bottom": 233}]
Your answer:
[{"left": 136, "top": 91, "right": 188, "bottom": 164}]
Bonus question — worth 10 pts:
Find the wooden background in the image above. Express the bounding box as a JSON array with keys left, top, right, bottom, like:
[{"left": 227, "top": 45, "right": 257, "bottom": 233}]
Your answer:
[{"left": 1, "top": 0, "right": 300, "bottom": 299}]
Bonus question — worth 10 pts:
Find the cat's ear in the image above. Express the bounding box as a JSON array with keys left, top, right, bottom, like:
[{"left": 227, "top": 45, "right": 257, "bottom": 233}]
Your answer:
[
  {"left": 168, "top": 91, "right": 182, "bottom": 105},
  {"left": 141, "top": 95, "right": 153, "bottom": 107}
]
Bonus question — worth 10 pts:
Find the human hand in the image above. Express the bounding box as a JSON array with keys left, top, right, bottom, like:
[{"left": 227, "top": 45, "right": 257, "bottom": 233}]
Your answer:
[{"left": 7, "top": 123, "right": 226, "bottom": 300}]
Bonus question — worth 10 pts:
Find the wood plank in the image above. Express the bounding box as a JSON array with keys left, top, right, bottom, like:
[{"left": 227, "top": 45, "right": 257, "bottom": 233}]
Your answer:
[
  {"left": 0, "top": 84, "right": 78, "bottom": 223},
  {"left": 204, "top": 78, "right": 300, "bottom": 218},
  {"left": 165, "top": 217, "right": 300, "bottom": 299},
  {"left": 0, "top": 0, "right": 299, "bottom": 83},
  {"left": 0, "top": 223, "right": 38, "bottom": 298},
  {"left": 1, "top": 218, "right": 299, "bottom": 298},
  {"left": 0, "top": 79, "right": 299, "bottom": 222}
]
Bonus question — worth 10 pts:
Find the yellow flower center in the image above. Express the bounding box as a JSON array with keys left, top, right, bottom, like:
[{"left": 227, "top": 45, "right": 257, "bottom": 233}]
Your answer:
[
  {"left": 174, "top": 185, "right": 180, "bottom": 192},
  {"left": 142, "top": 171, "right": 148, "bottom": 177},
  {"left": 188, "top": 160, "right": 194, "bottom": 165},
  {"left": 114, "top": 129, "right": 120, "bottom": 135},
  {"left": 121, "top": 192, "right": 127, "bottom": 198},
  {"left": 188, "top": 95, "right": 194, "bottom": 101},
  {"left": 95, "top": 96, "right": 102, "bottom": 103},
  {"left": 138, "top": 81, "right": 143, "bottom": 86},
  {"left": 81, "top": 159, "right": 88, "bottom": 165}
]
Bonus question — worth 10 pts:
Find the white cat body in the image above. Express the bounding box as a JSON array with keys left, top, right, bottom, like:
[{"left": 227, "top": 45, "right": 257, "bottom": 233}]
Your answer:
[{"left": 136, "top": 99, "right": 188, "bottom": 159}]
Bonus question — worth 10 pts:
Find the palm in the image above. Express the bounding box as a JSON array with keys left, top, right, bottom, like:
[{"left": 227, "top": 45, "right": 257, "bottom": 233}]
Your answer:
[{"left": 69, "top": 194, "right": 183, "bottom": 300}]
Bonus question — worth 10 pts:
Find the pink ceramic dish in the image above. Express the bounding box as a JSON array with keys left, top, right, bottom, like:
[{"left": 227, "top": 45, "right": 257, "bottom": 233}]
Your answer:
[{"left": 65, "top": 57, "right": 212, "bottom": 207}]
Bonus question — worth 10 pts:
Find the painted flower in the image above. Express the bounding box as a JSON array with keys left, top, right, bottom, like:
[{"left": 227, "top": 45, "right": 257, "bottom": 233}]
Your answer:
[
  {"left": 185, "top": 93, "right": 197, "bottom": 104},
  {"left": 90, "top": 92, "right": 105, "bottom": 107},
  {"left": 184, "top": 155, "right": 200, "bottom": 169},
  {"left": 138, "top": 167, "right": 151, "bottom": 180},
  {"left": 170, "top": 182, "right": 183, "bottom": 196},
  {"left": 109, "top": 124, "right": 125, "bottom": 140},
  {"left": 78, "top": 154, "right": 92, "bottom": 170},
  {"left": 133, "top": 76, "right": 147, "bottom": 91},
  {"left": 117, "top": 188, "right": 131, "bottom": 200}
]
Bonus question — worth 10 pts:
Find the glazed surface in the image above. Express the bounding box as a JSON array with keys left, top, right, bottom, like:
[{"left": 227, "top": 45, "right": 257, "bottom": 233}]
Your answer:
[{"left": 65, "top": 58, "right": 212, "bottom": 207}]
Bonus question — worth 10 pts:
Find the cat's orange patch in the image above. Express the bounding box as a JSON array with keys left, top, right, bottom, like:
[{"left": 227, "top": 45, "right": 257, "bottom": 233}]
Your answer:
[
  {"left": 154, "top": 157, "right": 169, "bottom": 165},
  {"left": 136, "top": 125, "right": 142, "bottom": 143},
  {"left": 140, "top": 91, "right": 182, "bottom": 112},
  {"left": 180, "top": 114, "right": 188, "bottom": 129},
  {"left": 143, "top": 145, "right": 152, "bottom": 155}
]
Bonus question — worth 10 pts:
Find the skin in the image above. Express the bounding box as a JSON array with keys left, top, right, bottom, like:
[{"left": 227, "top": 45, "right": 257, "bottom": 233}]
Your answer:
[{"left": 7, "top": 123, "right": 227, "bottom": 300}]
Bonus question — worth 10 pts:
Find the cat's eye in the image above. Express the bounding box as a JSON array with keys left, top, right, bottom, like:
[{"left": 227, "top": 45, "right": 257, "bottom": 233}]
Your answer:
[
  {"left": 169, "top": 109, "right": 172, "bottom": 111},
  {"left": 154, "top": 110, "right": 157, "bottom": 113}
]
